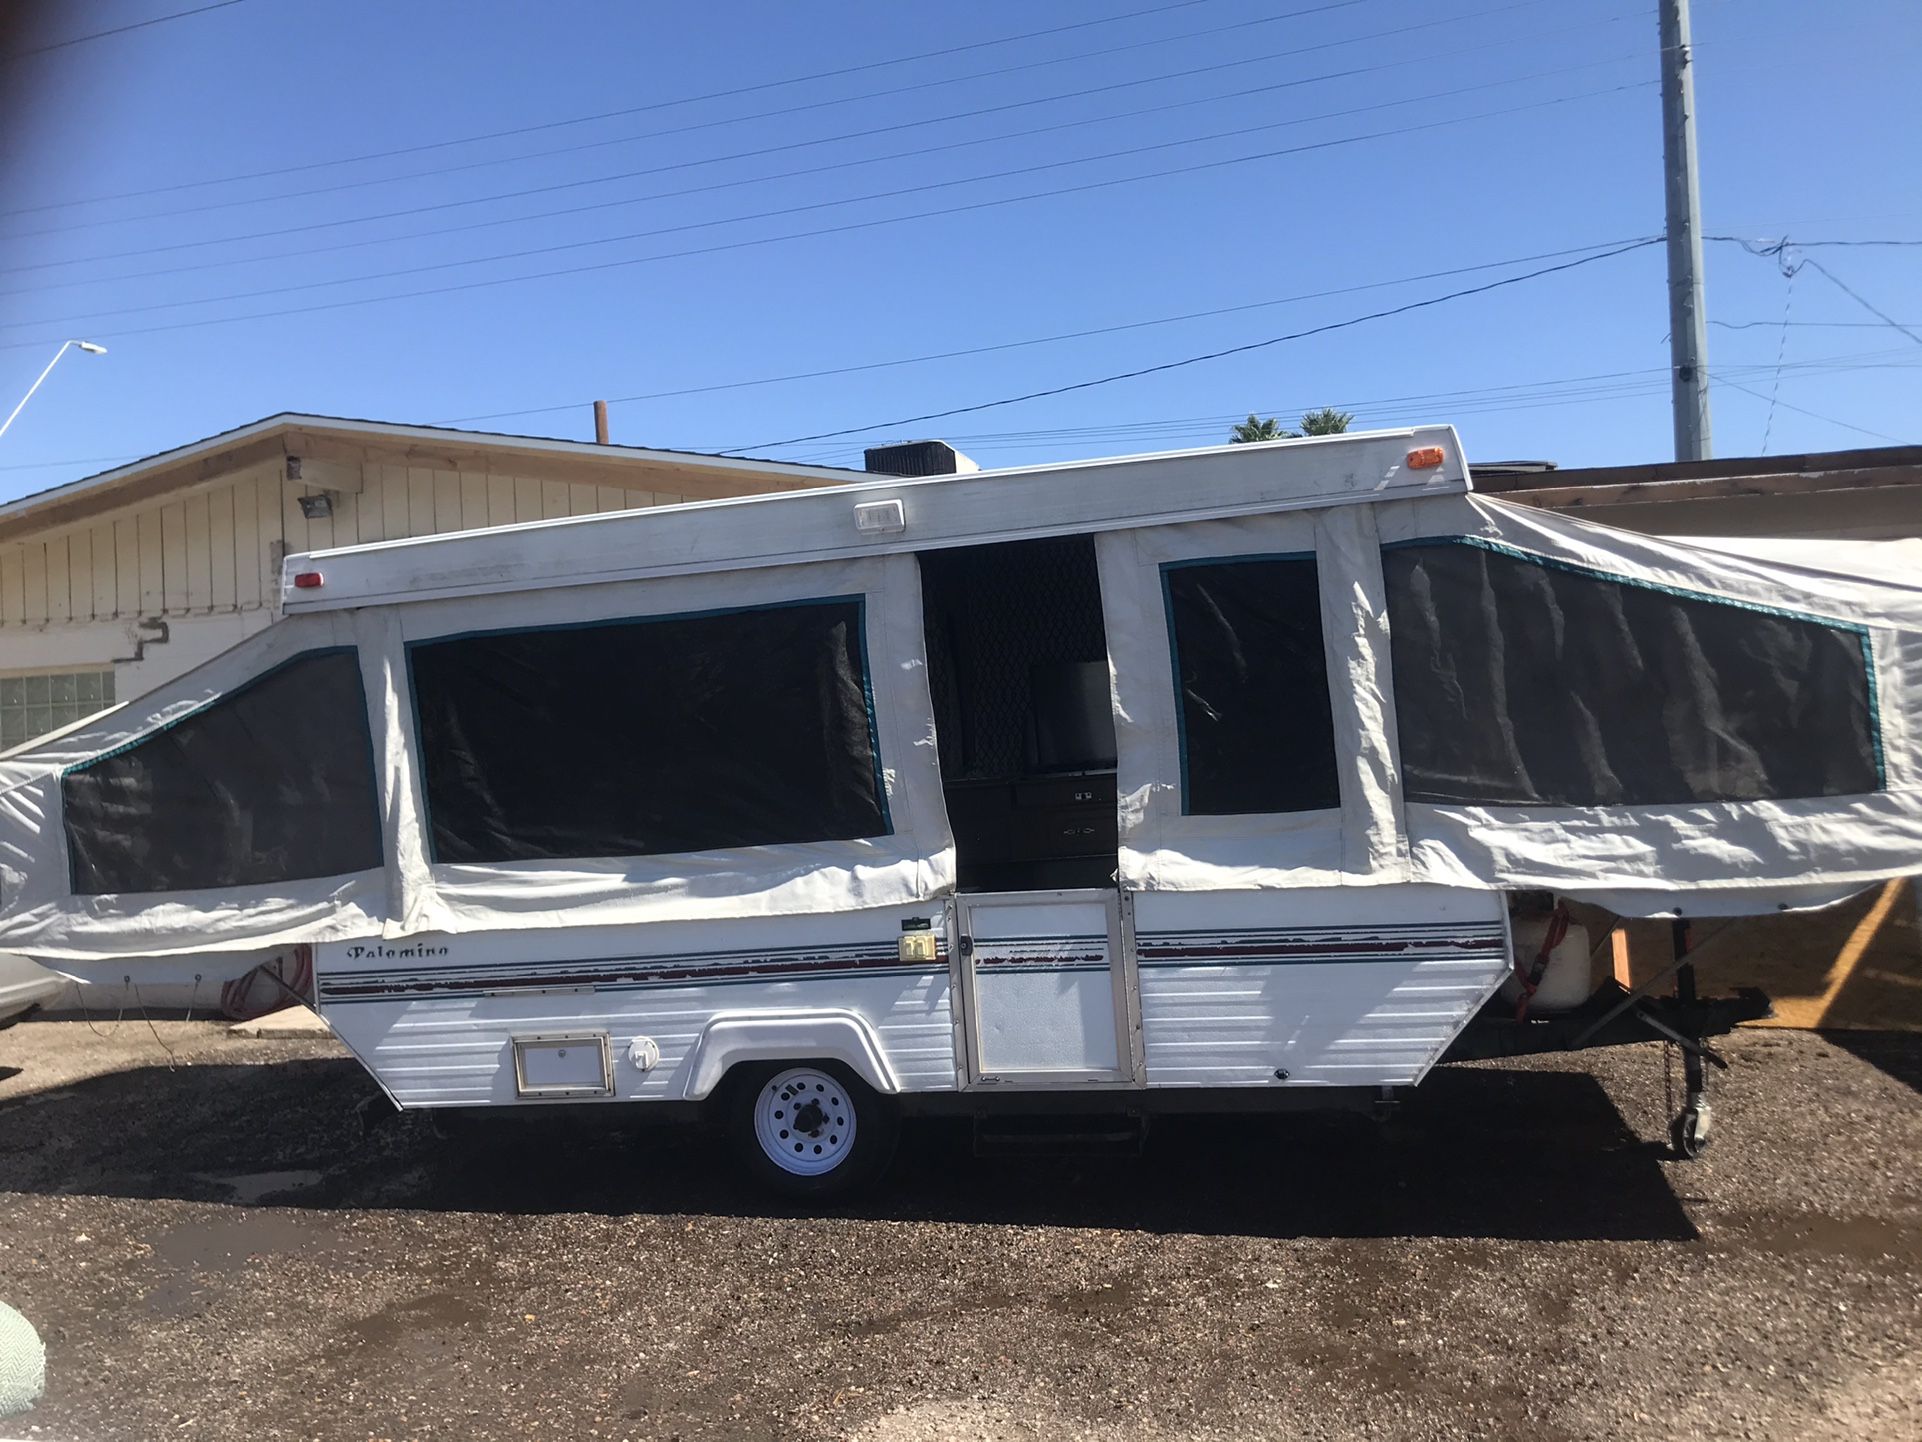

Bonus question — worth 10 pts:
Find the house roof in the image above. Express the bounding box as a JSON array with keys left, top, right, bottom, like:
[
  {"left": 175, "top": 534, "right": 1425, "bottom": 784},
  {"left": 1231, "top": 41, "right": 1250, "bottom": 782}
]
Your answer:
[
  {"left": 0, "top": 413, "right": 864, "bottom": 544},
  {"left": 1483, "top": 444, "right": 1922, "bottom": 511}
]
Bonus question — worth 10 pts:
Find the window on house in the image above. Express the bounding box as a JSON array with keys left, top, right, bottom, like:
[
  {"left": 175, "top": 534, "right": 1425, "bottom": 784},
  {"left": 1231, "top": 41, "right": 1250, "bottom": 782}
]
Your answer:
[
  {"left": 62, "top": 649, "right": 383, "bottom": 895},
  {"left": 0, "top": 669, "right": 116, "bottom": 749},
  {"left": 407, "top": 597, "right": 891, "bottom": 864},
  {"left": 1382, "top": 538, "right": 1882, "bottom": 807},
  {"left": 1162, "top": 555, "right": 1341, "bottom": 815}
]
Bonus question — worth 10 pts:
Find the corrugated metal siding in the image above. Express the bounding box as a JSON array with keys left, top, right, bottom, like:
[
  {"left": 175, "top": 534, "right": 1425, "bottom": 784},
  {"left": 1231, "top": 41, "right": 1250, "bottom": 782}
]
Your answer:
[
  {"left": 315, "top": 916, "right": 959, "bottom": 1108},
  {"left": 1131, "top": 890, "right": 1513, "bottom": 1089},
  {"left": 332, "top": 974, "right": 957, "bottom": 1108},
  {"left": 0, "top": 463, "right": 689, "bottom": 629}
]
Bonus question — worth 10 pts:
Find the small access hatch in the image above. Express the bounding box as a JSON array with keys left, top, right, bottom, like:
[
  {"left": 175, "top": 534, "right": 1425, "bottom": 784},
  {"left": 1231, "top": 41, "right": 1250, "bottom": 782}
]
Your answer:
[{"left": 512, "top": 1033, "right": 614, "bottom": 1098}]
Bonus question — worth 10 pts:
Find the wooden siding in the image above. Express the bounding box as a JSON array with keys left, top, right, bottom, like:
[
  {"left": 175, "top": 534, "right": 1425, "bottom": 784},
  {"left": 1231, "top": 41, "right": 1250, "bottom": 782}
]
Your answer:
[{"left": 0, "top": 463, "right": 690, "bottom": 628}]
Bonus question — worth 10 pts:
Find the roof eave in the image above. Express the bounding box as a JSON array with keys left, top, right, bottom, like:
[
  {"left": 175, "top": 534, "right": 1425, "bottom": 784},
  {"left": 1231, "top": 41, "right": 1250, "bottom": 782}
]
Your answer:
[{"left": 0, "top": 413, "right": 861, "bottom": 542}]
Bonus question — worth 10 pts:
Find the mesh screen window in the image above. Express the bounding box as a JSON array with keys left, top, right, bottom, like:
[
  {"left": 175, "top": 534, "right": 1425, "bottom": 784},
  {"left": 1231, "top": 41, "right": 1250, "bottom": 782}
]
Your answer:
[
  {"left": 918, "top": 535, "right": 1110, "bottom": 780},
  {"left": 1383, "top": 538, "right": 1882, "bottom": 807},
  {"left": 1162, "top": 555, "right": 1341, "bottom": 815},
  {"left": 62, "top": 649, "right": 382, "bottom": 895},
  {"left": 408, "top": 597, "right": 890, "bottom": 864}
]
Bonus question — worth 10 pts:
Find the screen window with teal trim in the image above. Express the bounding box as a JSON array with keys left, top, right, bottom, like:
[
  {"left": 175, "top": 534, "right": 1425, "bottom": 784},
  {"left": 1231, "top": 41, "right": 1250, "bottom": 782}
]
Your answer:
[{"left": 1381, "top": 537, "right": 1883, "bottom": 807}]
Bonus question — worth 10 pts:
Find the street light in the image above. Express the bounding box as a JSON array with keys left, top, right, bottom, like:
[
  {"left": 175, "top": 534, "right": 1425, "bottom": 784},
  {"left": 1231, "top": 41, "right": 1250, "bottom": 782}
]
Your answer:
[{"left": 0, "top": 339, "right": 109, "bottom": 441}]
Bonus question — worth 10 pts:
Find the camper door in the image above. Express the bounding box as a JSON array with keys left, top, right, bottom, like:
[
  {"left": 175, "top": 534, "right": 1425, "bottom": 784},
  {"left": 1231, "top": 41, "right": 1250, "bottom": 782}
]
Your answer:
[{"left": 952, "top": 888, "right": 1138, "bottom": 1086}]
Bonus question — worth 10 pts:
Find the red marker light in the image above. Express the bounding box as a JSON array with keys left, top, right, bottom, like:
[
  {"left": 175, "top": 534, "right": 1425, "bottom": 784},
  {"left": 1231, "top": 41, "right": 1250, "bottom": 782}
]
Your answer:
[
  {"left": 293, "top": 571, "right": 324, "bottom": 589},
  {"left": 1406, "top": 447, "right": 1446, "bottom": 470}
]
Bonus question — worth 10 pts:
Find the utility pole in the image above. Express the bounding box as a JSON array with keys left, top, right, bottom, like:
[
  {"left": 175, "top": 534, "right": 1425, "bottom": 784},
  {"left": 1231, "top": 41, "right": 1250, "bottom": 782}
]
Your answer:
[{"left": 1659, "top": 0, "right": 1711, "bottom": 460}]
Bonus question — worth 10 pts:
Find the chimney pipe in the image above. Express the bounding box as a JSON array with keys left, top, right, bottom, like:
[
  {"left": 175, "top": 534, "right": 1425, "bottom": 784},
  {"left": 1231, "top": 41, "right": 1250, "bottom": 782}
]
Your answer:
[{"left": 592, "top": 399, "right": 610, "bottom": 445}]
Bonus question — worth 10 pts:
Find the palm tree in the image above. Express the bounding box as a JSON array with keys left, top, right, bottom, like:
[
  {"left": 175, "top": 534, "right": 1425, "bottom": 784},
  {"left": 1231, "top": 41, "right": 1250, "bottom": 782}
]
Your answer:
[
  {"left": 1297, "top": 407, "right": 1353, "bottom": 436},
  {"left": 1229, "top": 414, "right": 1290, "bottom": 443},
  {"left": 1228, "top": 408, "right": 1354, "bottom": 444}
]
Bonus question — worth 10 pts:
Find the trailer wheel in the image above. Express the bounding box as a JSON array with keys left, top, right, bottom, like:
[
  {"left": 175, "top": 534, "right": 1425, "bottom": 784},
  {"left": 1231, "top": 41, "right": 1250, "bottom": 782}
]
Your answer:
[
  {"left": 727, "top": 1061, "right": 896, "bottom": 1199},
  {"left": 1670, "top": 1102, "right": 1713, "bottom": 1160}
]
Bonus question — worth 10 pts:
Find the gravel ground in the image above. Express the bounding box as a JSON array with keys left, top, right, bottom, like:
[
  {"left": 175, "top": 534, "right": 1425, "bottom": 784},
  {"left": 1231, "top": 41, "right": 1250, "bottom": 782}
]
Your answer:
[{"left": 1, "top": 1018, "right": 1918, "bottom": 1441}]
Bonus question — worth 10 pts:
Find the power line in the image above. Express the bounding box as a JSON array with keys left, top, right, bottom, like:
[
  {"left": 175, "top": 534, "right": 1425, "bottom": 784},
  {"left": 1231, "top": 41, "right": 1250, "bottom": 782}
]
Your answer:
[
  {"left": 0, "top": 454, "right": 141, "bottom": 473},
  {"left": 440, "top": 240, "right": 1659, "bottom": 425},
  {"left": 1711, "top": 236, "right": 1922, "bottom": 350},
  {"left": 446, "top": 294, "right": 1922, "bottom": 425},
  {"left": 0, "top": 0, "right": 1242, "bottom": 214},
  {"left": 0, "top": 80, "right": 1653, "bottom": 353},
  {"left": 10, "top": 353, "right": 1912, "bottom": 480},
  {"left": 0, "top": 0, "right": 1386, "bottom": 235},
  {"left": 1758, "top": 250, "right": 1796, "bottom": 454},
  {"left": 1709, "top": 236, "right": 1922, "bottom": 249},
  {"left": 764, "top": 353, "right": 1920, "bottom": 461},
  {"left": 1798, "top": 257, "right": 1922, "bottom": 349},
  {"left": 1714, "top": 318, "right": 1922, "bottom": 330},
  {"left": 5, "top": 3, "right": 1618, "bottom": 287},
  {"left": 724, "top": 238, "right": 1665, "bottom": 452},
  {"left": 3, "top": 0, "right": 1575, "bottom": 254},
  {"left": 1712, "top": 373, "right": 1911, "bottom": 445},
  {"left": 952, "top": 357, "right": 1913, "bottom": 443},
  {"left": 2, "top": 69, "right": 1650, "bottom": 333},
  {"left": 3, "top": 0, "right": 250, "bottom": 59}
]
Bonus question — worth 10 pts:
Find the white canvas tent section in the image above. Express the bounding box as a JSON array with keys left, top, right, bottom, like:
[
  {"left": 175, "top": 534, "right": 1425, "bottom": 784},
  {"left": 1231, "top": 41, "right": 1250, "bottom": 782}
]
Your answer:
[
  {"left": 1389, "top": 495, "right": 1922, "bottom": 910},
  {"left": 0, "top": 553, "right": 951, "bottom": 961},
  {"left": 391, "top": 554, "right": 951, "bottom": 939},
  {"left": 0, "top": 608, "right": 393, "bottom": 958},
  {"left": 0, "top": 426, "right": 1918, "bottom": 964},
  {"left": 1097, "top": 492, "right": 1922, "bottom": 912},
  {"left": 1095, "top": 503, "right": 1403, "bottom": 889}
]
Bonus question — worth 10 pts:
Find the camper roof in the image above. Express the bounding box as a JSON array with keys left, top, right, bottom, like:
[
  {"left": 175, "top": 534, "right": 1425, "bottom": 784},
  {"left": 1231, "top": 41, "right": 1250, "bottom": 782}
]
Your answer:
[{"left": 279, "top": 427, "right": 1468, "bottom": 612}]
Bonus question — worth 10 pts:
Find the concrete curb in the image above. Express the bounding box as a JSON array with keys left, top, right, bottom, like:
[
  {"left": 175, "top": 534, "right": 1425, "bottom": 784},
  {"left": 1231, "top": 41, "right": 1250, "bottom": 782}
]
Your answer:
[{"left": 227, "top": 1004, "right": 332, "bottom": 1038}]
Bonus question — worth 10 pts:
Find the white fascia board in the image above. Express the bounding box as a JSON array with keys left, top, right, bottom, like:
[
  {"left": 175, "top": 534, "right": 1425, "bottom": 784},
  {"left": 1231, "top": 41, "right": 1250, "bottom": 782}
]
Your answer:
[
  {"left": 0, "top": 414, "right": 294, "bottom": 525},
  {"left": 281, "top": 426, "right": 1469, "bottom": 612},
  {"left": 271, "top": 415, "right": 862, "bottom": 486}
]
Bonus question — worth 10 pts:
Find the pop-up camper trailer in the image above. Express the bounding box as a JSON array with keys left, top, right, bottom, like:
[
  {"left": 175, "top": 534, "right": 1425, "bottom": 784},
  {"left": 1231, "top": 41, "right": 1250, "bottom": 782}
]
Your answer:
[{"left": 2, "top": 428, "right": 1917, "bottom": 1193}]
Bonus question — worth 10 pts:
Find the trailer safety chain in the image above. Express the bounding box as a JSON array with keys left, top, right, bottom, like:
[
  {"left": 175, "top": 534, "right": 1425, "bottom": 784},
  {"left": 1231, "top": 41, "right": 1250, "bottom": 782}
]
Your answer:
[
  {"left": 1513, "top": 903, "right": 1571, "bottom": 1021},
  {"left": 129, "top": 978, "right": 177, "bottom": 1071},
  {"left": 1663, "top": 1040, "right": 1675, "bottom": 1130},
  {"left": 71, "top": 978, "right": 118, "bottom": 1040}
]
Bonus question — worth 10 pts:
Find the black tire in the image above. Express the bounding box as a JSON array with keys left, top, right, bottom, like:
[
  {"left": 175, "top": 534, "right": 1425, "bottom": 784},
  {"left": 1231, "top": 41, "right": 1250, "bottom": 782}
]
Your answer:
[
  {"left": 724, "top": 1060, "right": 898, "bottom": 1200},
  {"left": 1669, "top": 1104, "right": 1713, "bottom": 1160}
]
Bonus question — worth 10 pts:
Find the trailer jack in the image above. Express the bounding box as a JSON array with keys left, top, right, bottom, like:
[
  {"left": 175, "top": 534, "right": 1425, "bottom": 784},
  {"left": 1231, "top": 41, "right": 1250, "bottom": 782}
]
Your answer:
[{"left": 1446, "top": 914, "right": 1769, "bottom": 1159}]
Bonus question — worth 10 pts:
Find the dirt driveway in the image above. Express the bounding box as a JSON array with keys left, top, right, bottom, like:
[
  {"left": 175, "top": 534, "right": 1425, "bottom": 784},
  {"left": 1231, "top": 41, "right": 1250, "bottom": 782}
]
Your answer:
[{"left": 1, "top": 1019, "right": 1918, "bottom": 1441}]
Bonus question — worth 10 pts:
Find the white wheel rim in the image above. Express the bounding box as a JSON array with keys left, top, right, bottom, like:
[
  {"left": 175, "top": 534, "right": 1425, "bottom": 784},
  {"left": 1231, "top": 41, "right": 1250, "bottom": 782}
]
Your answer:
[{"left": 754, "top": 1067, "right": 857, "bottom": 1176}]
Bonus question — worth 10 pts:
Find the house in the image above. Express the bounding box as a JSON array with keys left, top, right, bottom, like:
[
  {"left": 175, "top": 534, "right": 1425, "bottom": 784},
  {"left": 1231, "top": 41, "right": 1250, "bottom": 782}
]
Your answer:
[
  {"left": 0, "top": 414, "right": 859, "bottom": 748},
  {"left": 1481, "top": 443, "right": 1922, "bottom": 540}
]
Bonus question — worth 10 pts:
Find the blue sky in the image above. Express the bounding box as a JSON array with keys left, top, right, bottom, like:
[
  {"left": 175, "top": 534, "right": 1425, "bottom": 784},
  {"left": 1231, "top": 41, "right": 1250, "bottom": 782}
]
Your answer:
[{"left": 0, "top": 0, "right": 1916, "bottom": 498}]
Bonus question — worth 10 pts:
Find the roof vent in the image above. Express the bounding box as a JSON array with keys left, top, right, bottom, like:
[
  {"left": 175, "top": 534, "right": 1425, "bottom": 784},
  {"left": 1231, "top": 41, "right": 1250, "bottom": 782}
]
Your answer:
[{"left": 862, "top": 440, "right": 980, "bottom": 477}]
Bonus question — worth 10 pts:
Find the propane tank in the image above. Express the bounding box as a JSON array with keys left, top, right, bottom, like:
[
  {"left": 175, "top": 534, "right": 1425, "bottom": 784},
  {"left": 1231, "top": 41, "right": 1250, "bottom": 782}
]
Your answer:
[{"left": 1501, "top": 914, "right": 1594, "bottom": 1014}]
